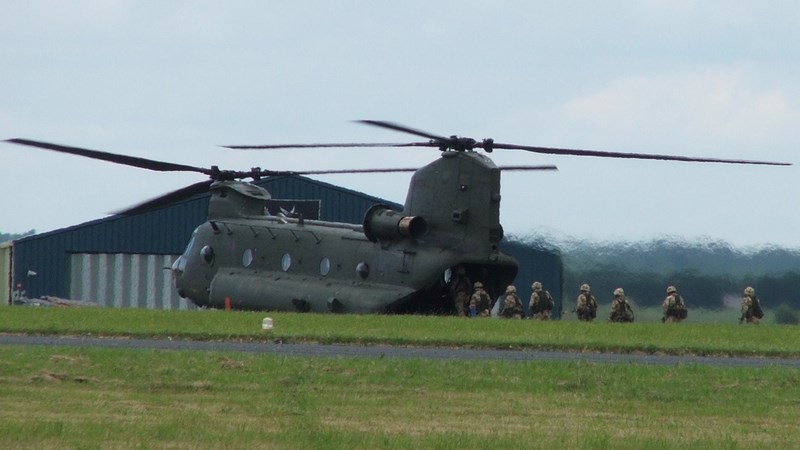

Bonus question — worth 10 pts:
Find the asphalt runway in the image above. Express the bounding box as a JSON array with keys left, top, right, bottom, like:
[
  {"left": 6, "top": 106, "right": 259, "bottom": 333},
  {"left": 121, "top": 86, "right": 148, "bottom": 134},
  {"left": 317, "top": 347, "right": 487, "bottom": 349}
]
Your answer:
[{"left": 2, "top": 334, "right": 799, "bottom": 368}]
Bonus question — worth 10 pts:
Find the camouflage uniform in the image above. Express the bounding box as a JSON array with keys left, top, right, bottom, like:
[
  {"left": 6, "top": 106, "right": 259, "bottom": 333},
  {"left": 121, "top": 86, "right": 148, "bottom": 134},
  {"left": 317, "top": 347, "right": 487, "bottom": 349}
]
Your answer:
[
  {"left": 529, "top": 281, "right": 554, "bottom": 320},
  {"left": 575, "top": 284, "right": 597, "bottom": 322},
  {"left": 500, "top": 285, "right": 524, "bottom": 319},
  {"left": 739, "top": 286, "right": 764, "bottom": 325},
  {"left": 469, "top": 282, "right": 492, "bottom": 317},
  {"left": 662, "top": 286, "right": 687, "bottom": 323},
  {"left": 449, "top": 266, "right": 472, "bottom": 317},
  {"left": 608, "top": 288, "right": 634, "bottom": 323}
]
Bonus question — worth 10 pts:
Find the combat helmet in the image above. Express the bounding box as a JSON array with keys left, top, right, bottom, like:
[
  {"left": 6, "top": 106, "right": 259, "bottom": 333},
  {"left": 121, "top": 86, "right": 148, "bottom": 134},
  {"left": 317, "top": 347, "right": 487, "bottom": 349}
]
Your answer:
[
  {"left": 614, "top": 288, "right": 625, "bottom": 297},
  {"left": 580, "top": 283, "right": 591, "bottom": 292},
  {"left": 666, "top": 286, "right": 677, "bottom": 294},
  {"left": 744, "top": 286, "right": 755, "bottom": 296},
  {"left": 473, "top": 281, "right": 484, "bottom": 289},
  {"left": 531, "top": 281, "right": 542, "bottom": 290},
  {"left": 506, "top": 285, "right": 516, "bottom": 293}
]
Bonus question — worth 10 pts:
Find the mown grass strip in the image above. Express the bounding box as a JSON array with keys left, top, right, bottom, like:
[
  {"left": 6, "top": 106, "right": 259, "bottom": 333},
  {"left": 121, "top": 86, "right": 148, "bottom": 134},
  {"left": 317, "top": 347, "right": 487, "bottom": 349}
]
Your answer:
[
  {"left": 0, "top": 345, "right": 798, "bottom": 449},
  {"left": 2, "top": 306, "right": 800, "bottom": 357}
]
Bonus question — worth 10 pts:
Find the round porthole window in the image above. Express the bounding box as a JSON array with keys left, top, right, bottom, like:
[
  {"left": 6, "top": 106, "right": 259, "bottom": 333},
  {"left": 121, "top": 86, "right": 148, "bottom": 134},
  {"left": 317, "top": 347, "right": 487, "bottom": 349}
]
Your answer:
[
  {"left": 281, "top": 253, "right": 292, "bottom": 271},
  {"left": 319, "top": 257, "right": 331, "bottom": 276},
  {"left": 356, "top": 262, "right": 369, "bottom": 279},
  {"left": 242, "top": 249, "right": 254, "bottom": 268},
  {"left": 200, "top": 245, "right": 214, "bottom": 264}
]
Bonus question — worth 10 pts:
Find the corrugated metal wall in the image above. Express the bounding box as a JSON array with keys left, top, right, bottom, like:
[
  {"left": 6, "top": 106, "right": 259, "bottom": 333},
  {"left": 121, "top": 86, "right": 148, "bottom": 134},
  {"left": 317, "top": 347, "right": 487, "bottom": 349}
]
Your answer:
[
  {"left": 1, "top": 241, "right": 11, "bottom": 304},
  {"left": 69, "top": 253, "right": 189, "bottom": 309}
]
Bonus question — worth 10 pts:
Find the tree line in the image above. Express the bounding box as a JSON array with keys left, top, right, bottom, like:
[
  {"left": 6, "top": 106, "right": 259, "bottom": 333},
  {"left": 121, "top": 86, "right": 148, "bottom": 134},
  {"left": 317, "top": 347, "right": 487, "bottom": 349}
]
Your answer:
[
  {"left": 563, "top": 265, "right": 800, "bottom": 310},
  {"left": 0, "top": 230, "right": 36, "bottom": 243},
  {"left": 515, "top": 234, "right": 800, "bottom": 310}
]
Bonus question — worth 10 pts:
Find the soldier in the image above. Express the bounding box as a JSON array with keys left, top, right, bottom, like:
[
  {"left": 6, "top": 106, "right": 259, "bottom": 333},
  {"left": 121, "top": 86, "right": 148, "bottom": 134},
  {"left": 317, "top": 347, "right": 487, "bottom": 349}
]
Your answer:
[
  {"left": 529, "top": 281, "right": 554, "bottom": 320},
  {"left": 739, "top": 286, "right": 764, "bottom": 325},
  {"left": 12, "top": 283, "right": 27, "bottom": 305},
  {"left": 500, "top": 285, "right": 524, "bottom": 319},
  {"left": 662, "top": 285, "right": 688, "bottom": 323},
  {"left": 469, "top": 281, "right": 492, "bottom": 318},
  {"left": 449, "top": 265, "right": 472, "bottom": 316},
  {"left": 575, "top": 283, "right": 597, "bottom": 322},
  {"left": 608, "top": 288, "right": 634, "bottom": 323}
]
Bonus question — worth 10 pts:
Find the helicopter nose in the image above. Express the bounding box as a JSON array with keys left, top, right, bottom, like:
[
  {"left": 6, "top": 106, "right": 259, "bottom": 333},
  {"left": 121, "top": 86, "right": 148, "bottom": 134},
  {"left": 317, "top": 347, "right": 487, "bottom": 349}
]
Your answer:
[{"left": 171, "top": 256, "right": 185, "bottom": 277}]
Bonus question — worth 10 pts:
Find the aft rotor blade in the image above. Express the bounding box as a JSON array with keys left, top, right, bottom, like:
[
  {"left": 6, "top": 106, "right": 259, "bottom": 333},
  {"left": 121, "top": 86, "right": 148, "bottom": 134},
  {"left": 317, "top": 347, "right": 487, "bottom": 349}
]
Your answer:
[
  {"left": 282, "top": 165, "right": 558, "bottom": 175},
  {"left": 355, "top": 120, "right": 450, "bottom": 142},
  {"left": 113, "top": 180, "right": 213, "bottom": 216},
  {"left": 497, "top": 165, "right": 558, "bottom": 171},
  {"left": 491, "top": 142, "right": 791, "bottom": 166},
  {"left": 5, "top": 138, "right": 215, "bottom": 174}
]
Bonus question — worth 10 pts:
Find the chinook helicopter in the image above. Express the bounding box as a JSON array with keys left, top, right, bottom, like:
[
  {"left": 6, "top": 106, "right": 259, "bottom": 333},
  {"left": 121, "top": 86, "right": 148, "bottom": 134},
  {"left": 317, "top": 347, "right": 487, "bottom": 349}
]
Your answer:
[{"left": 5, "top": 121, "right": 790, "bottom": 314}]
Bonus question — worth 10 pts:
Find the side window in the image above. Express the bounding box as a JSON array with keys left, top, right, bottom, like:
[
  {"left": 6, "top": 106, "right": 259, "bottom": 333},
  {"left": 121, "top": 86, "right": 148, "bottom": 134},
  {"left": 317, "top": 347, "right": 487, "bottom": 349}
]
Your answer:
[
  {"left": 242, "top": 249, "right": 254, "bottom": 268},
  {"left": 319, "top": 257, "right": 331, "bottom": 276},
  {"left": 356, "top": 262, "right": 369, "bottom": 279}
]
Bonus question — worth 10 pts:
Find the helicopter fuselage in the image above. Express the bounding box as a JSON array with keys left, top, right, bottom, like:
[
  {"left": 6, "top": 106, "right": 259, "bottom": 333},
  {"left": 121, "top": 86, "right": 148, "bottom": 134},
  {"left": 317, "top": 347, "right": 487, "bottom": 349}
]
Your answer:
[{"left": 171, "top": 150, "right": 520, "bottom": 313}]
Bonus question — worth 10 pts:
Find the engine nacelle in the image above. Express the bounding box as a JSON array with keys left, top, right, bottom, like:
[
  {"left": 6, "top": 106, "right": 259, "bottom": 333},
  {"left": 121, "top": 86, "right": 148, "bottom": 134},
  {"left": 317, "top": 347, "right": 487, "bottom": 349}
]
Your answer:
[{"left": 362, "top": 204, "right": 428, "bottom": 242}]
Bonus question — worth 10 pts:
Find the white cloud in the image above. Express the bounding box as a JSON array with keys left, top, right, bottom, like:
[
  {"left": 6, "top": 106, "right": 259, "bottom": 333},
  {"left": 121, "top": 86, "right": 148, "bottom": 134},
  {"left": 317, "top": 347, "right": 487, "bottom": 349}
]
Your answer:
[{"left": 561, "top": 67, "right": 798, "bottom": 156}]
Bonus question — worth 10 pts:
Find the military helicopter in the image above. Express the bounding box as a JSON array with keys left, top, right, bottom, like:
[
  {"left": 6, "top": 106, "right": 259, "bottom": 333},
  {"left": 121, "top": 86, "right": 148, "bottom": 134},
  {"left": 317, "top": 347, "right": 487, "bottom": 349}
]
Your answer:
[{"left": 5, "top": 121, "right": 790, "bottom": 314}]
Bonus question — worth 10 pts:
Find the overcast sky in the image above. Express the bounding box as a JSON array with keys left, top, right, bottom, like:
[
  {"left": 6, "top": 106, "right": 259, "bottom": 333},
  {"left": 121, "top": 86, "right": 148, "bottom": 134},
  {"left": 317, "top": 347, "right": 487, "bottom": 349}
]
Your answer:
[{"left": 2, "top": 1, "right": 798, "bottom": 249}]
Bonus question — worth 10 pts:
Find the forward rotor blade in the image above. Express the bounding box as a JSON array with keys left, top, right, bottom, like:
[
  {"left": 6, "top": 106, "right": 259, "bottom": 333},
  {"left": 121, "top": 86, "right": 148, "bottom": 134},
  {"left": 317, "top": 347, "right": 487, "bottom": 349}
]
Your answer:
[
  {"left": 222, "top": 142, "right": 430, "bottom": 150},
  {"left": 355, "top": 120, "right": 450, "bottom": 142},
  {"left": 5, "top": 138, "right": 214, "bottom": 174},
  {"left": 113, "top": 180, "right": 213, "bottom": 216},
  {"left": 288, "top": 168, "right": 419, "bottom": 175},
  {"left": 491, "top": 142, "right": 791, "bottom": 166}
]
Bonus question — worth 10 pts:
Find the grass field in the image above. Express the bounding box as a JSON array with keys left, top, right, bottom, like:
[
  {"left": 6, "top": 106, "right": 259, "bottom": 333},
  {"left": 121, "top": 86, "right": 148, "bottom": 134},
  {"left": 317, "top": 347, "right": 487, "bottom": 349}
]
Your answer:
[
  {"left": 1, "top": 306, "right": 799, "bottom": 449},
  {"left": 1, "top": 306, "right": 799, "bottom": 357}
]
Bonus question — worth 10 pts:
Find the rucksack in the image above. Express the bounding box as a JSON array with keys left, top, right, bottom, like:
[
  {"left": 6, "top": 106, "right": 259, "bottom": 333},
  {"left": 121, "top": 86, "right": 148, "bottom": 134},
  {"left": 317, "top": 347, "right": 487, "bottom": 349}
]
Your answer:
[
  {"left": 667, "top": 295, "right": 688, "bottom": 319},
  {"left": 619, "top": 302, "right": 634, "bottom": 322},
  {"left": 531, "top": 291, "right": 553, "bottom": 314},
  {"left": 538, "top": 291, "right": 553, "bottom": 311},
  {"left": 577, "top": 295, "right": 597, "bottom": 320},
  {"left": 750, "top": 296, "right": 764, "bottom": 319},
  {"left": 586, "top": 295, "right": 597, "bottom": 312},
  {"left": 578, "top": 307, "right": 596, "bottom": 321}
]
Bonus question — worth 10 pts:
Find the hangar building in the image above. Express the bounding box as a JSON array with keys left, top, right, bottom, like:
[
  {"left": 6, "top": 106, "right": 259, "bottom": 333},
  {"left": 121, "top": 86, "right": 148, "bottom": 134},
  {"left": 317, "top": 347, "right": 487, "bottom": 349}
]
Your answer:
[{"left": 3, "top": 175, "right": 563, "bottom": 315}]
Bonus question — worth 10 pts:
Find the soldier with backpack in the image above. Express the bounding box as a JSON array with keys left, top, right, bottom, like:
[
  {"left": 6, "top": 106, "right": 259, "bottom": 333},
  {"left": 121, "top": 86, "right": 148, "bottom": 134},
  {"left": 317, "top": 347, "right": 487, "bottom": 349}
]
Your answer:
[
  {"left": 739, "top": 286, "right": 764, "bottom": 324},
  {"left": 662, "top": 285, "right": 688, "bottom": 323},
  {"left": 608, "top": 288, "right": 634, "bottom": 323},
  {"left": 529, "top": 281, "right": 554, "bottom": 320},
  {"left": 469, "top": 282, "right": 492, "bottom": 318},
  {"left": 574, "top": 283, "right": 598, "bottom": 322},
  {"left": 449, "top": 265, "right": 472, "bottom": 317},
  {"left": 500, "top": 285, "right": 524, "bottom": 319}
]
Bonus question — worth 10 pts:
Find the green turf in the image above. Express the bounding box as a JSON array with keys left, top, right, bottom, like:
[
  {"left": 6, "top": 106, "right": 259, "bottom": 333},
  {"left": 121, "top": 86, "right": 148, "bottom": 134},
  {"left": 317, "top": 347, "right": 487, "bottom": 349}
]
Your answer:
[
  {"left": 0, "top": 345, "right": 798, "bottom": 449},
  {"left": 1, "top": 306, "right": 799, "bottom": 357},
  {"left": 2, "top": 306, "right": 799, "bottom": 449}
]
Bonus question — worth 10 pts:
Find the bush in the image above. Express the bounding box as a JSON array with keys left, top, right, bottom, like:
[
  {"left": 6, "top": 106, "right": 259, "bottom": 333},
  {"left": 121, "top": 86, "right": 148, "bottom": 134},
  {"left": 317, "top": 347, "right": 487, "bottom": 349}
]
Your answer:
[{"left": 774, "top": 302, "right": 800, "bottom": 325}]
